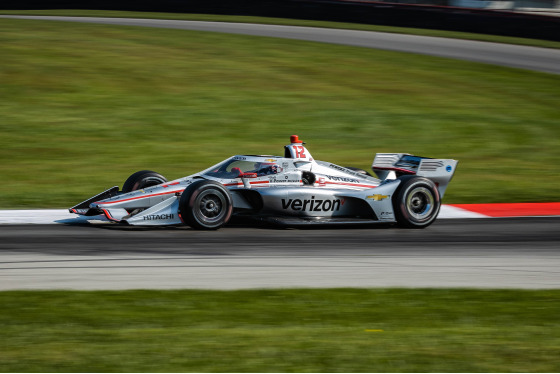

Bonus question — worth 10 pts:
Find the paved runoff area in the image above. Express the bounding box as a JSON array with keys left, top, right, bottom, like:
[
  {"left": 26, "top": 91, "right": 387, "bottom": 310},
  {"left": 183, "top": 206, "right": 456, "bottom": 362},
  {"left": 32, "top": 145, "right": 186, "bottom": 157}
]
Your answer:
[{"left": 1, "top": 204, "right": 559, "bottom": 291}]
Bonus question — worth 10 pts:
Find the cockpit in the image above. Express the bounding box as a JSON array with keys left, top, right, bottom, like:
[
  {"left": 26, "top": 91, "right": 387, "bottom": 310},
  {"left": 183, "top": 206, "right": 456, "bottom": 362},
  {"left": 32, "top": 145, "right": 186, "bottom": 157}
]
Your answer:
[{"left": 202, "top": 157, "right": 282, "bottom": 179}]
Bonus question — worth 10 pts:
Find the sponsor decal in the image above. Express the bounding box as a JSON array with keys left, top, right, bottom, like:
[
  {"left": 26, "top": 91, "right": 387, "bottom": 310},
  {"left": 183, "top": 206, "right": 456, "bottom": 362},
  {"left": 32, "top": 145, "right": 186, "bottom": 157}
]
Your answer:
[
  {"left": 446, "top": 165, "right": 453, "bottom": 172},
  {"left": 265, "top": 159, "right": 277, "bottom": 162},
  {"left": 328, "top": 163, "right": 362, "bottom": 177},
  {"left": 281, "top": 196, "right": 344, "bottom": 212},
  {"left": 326, "top": 175, "right": 360, "bottom": 183},
  {"left": 233, "top": 156, "right": 247, "bottom": 160},
  {"left": 269, "top": 176, "right": 300, "bottom": 183},
  {"left": 329, "top": 164, "right": 348, "bottom": 172},
  {"left": 143, "top": 214, "right": 175, "bottom": 221},
  {"left": 367, "top": 194, "right": 389, "bottom": 201}
]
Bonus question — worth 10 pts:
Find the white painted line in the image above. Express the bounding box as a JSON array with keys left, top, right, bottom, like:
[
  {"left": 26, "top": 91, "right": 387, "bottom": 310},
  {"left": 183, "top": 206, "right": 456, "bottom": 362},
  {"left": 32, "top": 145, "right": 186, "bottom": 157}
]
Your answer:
[
  {"left": 0, "top": 210, "right": 108, "bottom": 225},
  {"left": 0, "top": 205, "right": 487, "bottom": 225},
  {"left": 437, "top": 205, "right": 489, "bottom": 219}
]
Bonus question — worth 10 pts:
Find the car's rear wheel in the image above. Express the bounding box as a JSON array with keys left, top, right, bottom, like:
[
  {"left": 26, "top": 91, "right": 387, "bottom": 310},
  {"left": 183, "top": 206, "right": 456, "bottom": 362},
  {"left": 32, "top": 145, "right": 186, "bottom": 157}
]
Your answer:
[
  {"left": 122, "top": 170, "right": 168, "bottom": 193},
  {"left": 178, "top": 180, "right": 233, "bottom": 230},
  {"left": 393, "top": 176, "right": 440, "bottom": 229}
]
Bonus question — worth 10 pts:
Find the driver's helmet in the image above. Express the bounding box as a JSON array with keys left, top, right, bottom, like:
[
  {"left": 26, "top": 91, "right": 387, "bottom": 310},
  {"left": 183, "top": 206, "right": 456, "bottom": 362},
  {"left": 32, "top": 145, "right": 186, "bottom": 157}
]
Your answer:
[{"left": 254, "top": 162, "right": 278, "bottom": 176}]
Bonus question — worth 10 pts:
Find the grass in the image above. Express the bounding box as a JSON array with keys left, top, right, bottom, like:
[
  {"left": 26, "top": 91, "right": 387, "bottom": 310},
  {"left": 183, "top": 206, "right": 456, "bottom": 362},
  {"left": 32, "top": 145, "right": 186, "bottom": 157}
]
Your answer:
[
  {"left": 0, "top": 17, "right": 559, "bottom": 208},
  {"left": 1, "top": 289, "right": 559, "bottom": 372}
]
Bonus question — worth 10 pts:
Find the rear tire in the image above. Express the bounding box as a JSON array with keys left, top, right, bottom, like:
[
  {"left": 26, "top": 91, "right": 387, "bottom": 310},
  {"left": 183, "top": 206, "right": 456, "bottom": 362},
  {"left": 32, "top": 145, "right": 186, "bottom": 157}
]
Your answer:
[
  {"left": 393, "top": 176, "right": 440, "bottom": 229},
  {"left": 178, "top": 180, "right": 233, "bottom": 230},
  {"left": 122, "top": 170, "right": 167, "bottom": 193}
]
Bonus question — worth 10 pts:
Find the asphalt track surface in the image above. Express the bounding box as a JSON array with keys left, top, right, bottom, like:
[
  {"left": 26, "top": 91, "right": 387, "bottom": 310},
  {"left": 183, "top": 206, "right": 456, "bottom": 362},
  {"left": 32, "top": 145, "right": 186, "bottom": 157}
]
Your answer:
[
  {"left": 1, "top": 218, "right": 559, "bottom": 290},
  {"left": 2, "top": 15, "right": 560, "bottom": 74}
]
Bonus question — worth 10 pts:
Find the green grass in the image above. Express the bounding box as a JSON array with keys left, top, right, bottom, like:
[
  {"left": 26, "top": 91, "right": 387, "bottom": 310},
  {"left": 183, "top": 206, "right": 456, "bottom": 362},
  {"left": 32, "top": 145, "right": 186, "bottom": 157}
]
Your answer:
[
  {"left": 1, "top": 289, "right": 559, "bottom": 372},
  {"left": 1, "top": 17, "right": 559, "bottom": 208}
]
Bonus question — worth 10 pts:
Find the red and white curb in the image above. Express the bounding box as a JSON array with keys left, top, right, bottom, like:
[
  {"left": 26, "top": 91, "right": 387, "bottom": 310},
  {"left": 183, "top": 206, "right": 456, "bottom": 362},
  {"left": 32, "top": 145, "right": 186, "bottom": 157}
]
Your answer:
[
  {"left": 447, "top": 203, "right": 560, "bottom": 218},
  {"left": 0, "top": 203, "right": 559, "bottom": 224}
]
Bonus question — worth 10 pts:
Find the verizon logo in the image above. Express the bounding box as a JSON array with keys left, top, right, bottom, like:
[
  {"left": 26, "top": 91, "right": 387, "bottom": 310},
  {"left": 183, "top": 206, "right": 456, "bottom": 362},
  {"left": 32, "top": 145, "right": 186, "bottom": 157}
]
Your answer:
[{"left": 281, "top": 197, "right": 344, "bottom": 212}]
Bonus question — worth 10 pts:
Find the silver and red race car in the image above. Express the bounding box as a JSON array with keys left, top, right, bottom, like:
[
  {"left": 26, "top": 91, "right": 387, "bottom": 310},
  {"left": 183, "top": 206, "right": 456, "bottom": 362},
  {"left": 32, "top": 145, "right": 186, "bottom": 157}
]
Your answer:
[{"left": 69, "top": 135, "right": 457, "bottom": 229}]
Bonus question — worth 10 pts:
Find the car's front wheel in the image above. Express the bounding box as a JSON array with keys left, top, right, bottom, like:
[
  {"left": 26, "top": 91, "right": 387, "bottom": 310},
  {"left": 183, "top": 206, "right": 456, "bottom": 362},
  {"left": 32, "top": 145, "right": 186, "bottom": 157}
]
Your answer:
[
  {"left": 122, "top": 170, "right": 168, "bottom": 193},
  {"left": 178, "top": 180, "right": 233, "bottom": 230},
  {"left": 393, "top": 176, "right": 440, "bottom": 229}
]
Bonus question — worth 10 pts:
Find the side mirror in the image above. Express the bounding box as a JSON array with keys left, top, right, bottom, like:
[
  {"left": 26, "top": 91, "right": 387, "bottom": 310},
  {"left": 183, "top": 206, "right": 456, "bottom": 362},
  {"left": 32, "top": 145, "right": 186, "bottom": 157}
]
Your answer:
[{"left": 240, "top": 172, "right": 257, "bottom": 188}]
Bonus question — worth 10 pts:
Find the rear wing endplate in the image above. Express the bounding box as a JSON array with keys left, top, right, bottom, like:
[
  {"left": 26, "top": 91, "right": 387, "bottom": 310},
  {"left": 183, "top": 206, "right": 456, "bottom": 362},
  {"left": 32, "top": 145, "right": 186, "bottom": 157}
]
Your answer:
[{"left": 372, "top": 153, "right": 458, "bottom": 198}]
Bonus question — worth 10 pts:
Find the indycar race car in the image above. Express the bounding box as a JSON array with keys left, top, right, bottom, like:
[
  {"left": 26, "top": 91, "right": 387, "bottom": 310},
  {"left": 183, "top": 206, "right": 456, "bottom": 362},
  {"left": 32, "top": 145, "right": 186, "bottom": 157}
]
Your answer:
[{"left": 69, "top": 135, "right": 457, "bottom": 229}]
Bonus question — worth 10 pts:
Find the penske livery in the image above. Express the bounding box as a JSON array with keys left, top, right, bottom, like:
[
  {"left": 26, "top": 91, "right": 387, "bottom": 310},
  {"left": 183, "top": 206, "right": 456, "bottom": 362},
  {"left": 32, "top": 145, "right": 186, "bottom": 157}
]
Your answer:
[{"left": 69, "top": 136, "right": 457, "bottom": 229}]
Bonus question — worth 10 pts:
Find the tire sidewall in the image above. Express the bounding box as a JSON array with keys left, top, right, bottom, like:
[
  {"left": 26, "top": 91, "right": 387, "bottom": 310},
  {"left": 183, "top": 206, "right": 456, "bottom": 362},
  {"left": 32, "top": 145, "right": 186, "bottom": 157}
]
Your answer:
[
  {"left": 179, "top": 180, "right": 233, "bottom": 230},
  {"left": 122, "top": 170, "right": 168, "bottom": 193},
  {"left": 393, "top": 176, "right": 441, "bottom": 228}
]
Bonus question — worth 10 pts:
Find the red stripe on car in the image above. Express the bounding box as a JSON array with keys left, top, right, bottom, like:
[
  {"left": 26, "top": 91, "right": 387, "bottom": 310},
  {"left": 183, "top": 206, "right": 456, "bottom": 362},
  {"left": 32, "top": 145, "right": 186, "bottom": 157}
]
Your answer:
[
  {"left": 373, "top": 166, "right": 416, "bottom": 174},
  {"left": 96, "top": 189, "right": 182, "bottom": 205}
]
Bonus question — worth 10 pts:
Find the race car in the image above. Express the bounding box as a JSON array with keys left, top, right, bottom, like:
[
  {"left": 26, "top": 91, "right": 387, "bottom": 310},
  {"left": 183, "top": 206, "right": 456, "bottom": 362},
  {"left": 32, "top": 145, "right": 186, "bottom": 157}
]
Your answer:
[{"left": 69, "top": 135, "right": 457, "bottom": 229}]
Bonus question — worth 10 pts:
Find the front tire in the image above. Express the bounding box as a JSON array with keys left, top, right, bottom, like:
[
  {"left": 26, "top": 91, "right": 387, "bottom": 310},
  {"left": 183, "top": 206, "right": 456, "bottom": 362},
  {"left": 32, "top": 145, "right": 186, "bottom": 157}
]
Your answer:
[
  {"left": 122, "top": 170, "right": 167, "bottom": 193},
  {"left": 178, "top": 180, "right": 233, "bottom": 230},
  {"left": 393, "top": 176, "right": 440, "bottom": 229}
]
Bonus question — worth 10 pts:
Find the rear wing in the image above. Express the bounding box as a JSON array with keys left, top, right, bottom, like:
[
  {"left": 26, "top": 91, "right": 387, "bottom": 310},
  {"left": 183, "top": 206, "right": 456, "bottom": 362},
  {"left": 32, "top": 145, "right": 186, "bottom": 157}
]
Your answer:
[{"left": 372, "top": 153, "right": 458, "bottom": 198}]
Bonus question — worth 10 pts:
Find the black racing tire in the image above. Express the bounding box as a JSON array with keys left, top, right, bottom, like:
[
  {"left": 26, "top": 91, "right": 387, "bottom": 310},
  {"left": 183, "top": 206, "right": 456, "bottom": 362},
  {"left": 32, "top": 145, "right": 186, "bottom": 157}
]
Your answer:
[
  {"left": 393, "top": 176, "right": 440, "bottom": 229},
  {"left": 122, "top": 170, "right": 168, "bottom": 193},
  {"left": 344, "top": 166, "right": 373, "bottom": 177},
  {"left": 178, "top": 180, "right": 233, "bottom": 230}
]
